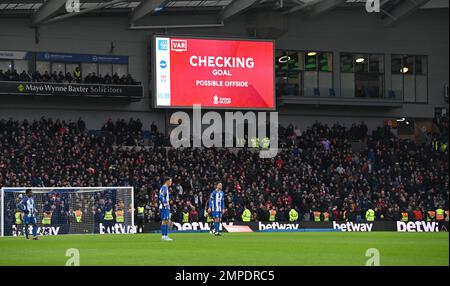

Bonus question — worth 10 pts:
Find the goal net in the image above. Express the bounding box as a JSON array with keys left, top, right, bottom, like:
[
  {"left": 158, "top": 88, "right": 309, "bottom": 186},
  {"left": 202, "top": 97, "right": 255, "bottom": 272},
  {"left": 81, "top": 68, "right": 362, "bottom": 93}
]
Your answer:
[{"left": 0, "top": 187, "right": 134, "bottom": 237}]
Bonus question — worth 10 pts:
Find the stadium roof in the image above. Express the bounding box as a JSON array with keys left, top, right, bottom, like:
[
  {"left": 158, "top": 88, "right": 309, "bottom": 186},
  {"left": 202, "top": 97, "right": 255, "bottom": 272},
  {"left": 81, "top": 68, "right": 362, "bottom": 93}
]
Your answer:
[{"left": 0, "top": 0, "right": 448, "bottom": 28}]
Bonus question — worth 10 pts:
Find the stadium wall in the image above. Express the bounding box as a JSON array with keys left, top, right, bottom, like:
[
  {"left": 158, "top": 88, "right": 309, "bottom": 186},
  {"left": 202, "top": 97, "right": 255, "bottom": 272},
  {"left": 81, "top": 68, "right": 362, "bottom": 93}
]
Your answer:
[
  {"left": 143, "top": 221, "right": 449, "bottom": 233},
  {"left": 0, "top": 8, "right": 448, "bottom": 131}
]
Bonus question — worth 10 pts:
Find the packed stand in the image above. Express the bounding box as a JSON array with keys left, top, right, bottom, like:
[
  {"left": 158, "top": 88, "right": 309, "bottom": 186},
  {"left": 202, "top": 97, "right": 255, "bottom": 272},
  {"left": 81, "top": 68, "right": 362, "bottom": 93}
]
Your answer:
[
  {"left": 0, "top": 118, "right": 448, "bottom": 225},
  {"left": 101, "top": 118, "right": 144, "bottom": 146}
]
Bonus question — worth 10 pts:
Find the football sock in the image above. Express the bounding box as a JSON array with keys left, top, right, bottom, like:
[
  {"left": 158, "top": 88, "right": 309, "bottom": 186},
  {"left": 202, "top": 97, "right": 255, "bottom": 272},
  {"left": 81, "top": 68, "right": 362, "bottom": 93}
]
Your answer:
[{"left": 32, "top": 225, "right": 37, "bottom": 237}]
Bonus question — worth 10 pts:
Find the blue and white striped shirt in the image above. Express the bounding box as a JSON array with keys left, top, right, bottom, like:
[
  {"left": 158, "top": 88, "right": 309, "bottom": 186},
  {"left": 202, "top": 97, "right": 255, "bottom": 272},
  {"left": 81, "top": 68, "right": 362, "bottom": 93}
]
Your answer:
[
  {"left": 159, "top": 185, "right": 170, "bottom": 210},
  {"left": 21, "top": 197, "right": 35, "bottom": 217},
  {"left": 209, "top": 190, "right": 224, "bottom": 212}
]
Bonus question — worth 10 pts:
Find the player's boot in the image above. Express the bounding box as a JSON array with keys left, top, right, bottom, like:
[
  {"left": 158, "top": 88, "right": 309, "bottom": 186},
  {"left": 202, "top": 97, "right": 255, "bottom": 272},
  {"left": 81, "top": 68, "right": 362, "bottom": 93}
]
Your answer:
[
  {"left": 164, "top": 237, "right": 173, "bottom": 241},
  {"left": 214, "top": 232, "right": 221, "bottom": 236},
  {"left": 32, "top": 237, "right": 39, "bottom": 240}
]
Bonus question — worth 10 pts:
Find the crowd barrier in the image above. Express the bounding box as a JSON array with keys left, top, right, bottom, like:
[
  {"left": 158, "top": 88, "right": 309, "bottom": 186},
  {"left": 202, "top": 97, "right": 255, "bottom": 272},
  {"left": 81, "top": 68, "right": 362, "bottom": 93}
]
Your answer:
[{"left": 140, "top": 221, "right": 449, "bottom": 234}]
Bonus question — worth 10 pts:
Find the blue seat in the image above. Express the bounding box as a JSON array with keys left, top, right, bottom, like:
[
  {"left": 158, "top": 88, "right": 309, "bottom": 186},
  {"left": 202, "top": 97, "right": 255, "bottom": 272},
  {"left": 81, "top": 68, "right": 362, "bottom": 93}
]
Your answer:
[
  {"left": 286, "top": 84, "right": 296, "bottom": 95},
  {"left": 388, "top": 90, "right": 396, "bottom": 99},
  {"left": 313, "top": 88, "right": 320, "bottom": 97},
  {"left": 363, "top": 87, "right": 372, "bottom": 98},
  {"left": 143, "top": 131, "right": 151, "bottom": 140},
  {"left": 329, "top": 88, "right": 336, "bottom": 97}
]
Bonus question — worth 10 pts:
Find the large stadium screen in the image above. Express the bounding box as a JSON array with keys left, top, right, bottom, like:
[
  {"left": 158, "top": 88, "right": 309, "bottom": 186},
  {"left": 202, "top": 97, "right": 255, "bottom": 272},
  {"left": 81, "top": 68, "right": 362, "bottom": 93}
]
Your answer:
[{"left": 153, "top": 36, "right": 275, "bottom": 110}]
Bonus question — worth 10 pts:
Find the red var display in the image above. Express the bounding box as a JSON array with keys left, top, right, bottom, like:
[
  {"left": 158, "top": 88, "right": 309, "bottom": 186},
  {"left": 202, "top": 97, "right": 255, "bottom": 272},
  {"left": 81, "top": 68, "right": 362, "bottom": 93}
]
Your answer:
[{"left": 154, "top": 36, "right": 275, "bottom": 110}]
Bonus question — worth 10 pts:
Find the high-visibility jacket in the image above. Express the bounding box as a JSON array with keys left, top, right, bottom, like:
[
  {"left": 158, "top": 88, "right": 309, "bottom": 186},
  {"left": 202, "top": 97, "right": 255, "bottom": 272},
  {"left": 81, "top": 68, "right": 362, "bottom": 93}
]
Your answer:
[
  {"left": 75, "top": 210, "right": 82, "bottom": 223},
  {"left": 269, "top": 210, "right": 276, "bottom": 222},
  {"left": 313, "top": 211, "right": 321, "bottom": 222},
  {"left": 323, "top": 212, "right": 330, "bottom": 222},
  {"left": 42, "top": 212, "right": 52, "bottom": 225},
  {"left": 432, "top": 139, "right": 439, "bottom": 151},
  {"left": 104, "top": 210, "right": 114, "bottom": 221},
  {"left": 182, "top": 212, "right": 189, "bottom": 223},
  {"left": 236, "top": 138, "right": 246, "bottom": 147},
  {"left": 262, "top": 137, "right": 270, "bottom": 149},
  {"left": 15, "top": 212, "right": 22, "bottom": 225},
  {"left": 365, "top": 209, "right": 375, "bottom": 222},
  {"left": 242, "top": 209, "right": 251, "bottom": 222},
  {"left": 250, "top": 138, "right": 259, "bottom": 148},
  {"left": 73, "top": 69, "right": 81, "bottom": 80},
  {"left": 289, "top": 209, "right": 299, "bottom": 222},
  {"left": 137, "top": 207, "right": 144, "bottom": 217},
  {"left": 116, "top": 210, "right": 124, "bottom": 223},
  {"left": 401, "top": 212, "right": 409, "bottom": 222},
  {"left": 441, "top": 143, "right": 447, "bottom": 152},
  {"left": 436, "top": 209, "right": 445, "bottom": 221},
  {"left": 427, "top": 211, "right": 436, "bottom": 222}
]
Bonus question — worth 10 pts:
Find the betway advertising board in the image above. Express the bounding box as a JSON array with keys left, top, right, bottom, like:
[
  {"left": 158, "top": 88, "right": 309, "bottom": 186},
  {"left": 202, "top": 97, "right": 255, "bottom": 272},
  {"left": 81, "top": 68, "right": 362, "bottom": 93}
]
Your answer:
[
  {"left": 396, "top": 221, "right": 442, "bottom": 232},
  {"left": 153, "top": 36, "right": 275, "bottom": 110},
  {"left": 141, "top": 221, "right": 447, "bottom": 233}
]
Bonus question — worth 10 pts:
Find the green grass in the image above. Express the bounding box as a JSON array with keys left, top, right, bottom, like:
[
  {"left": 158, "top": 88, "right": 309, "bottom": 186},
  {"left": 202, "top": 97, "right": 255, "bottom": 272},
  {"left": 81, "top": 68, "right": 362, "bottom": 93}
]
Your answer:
[{"left": 0, "top": 232, "right": 448, "bottom": 266}]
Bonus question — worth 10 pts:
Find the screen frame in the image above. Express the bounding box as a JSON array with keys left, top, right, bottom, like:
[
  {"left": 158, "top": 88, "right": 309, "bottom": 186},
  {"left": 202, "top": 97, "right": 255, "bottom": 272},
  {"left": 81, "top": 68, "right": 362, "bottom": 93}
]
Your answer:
[{"left": 152, "top": 34, "right": 276, "bottom": 111}]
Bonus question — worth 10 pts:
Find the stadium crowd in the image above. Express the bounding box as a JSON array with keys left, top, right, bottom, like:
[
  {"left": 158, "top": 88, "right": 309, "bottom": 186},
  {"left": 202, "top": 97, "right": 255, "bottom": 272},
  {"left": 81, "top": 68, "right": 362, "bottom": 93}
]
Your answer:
[
  {"left": 0, "top": 117, "right": 448, "bottom": 226},
  {"left": 0, "top": 68, "right": 138, "bottom": 85}
]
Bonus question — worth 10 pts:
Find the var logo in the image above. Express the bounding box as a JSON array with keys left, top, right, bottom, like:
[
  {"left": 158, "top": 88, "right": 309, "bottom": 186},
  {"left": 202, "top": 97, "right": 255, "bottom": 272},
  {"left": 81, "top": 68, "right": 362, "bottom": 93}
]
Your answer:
[{"left": 171, "top": 40, "right": 187, "bottom": 52}]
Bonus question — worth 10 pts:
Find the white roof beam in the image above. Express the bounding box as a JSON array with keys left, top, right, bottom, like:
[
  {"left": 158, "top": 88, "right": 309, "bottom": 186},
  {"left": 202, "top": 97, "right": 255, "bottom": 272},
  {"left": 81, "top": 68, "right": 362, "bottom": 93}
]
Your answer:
[
  {"left": 219, "top": 0, "right": 263, "bottom": 22},
  {"left": 383, "top": 0, "right": 432, "bottom": 26},
  {"left": 31, "top": 0, "right": 66, "bottom": 26},
  {"left": 283, "top": 0, "right": 346, "bottom": 16}
]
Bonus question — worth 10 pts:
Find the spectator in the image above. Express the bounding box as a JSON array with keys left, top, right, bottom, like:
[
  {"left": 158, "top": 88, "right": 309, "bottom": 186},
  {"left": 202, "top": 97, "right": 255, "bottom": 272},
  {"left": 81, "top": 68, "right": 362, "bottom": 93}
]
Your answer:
[
  {"left": 73, "top": 67, "right": 81, "bottom": 83},
  {"left": 189, "top": 207, "right": 199, "bottom": 223},
  {"left": 31, "top": 70, "right": 42, "bottom": 82},
  {"left": 19, "top": 70, "right": 31, "bottom": 82},
  {"left": 42, "top": 71, "right": 50, "bottom": 82},
  {"left": 65, "top": 72, "right": 73, "bottom": 83},
  {"left": 104, "top": 73, "right": 112, "bottom": 84},
  {"left": 112, "top": 72, "right": 120, "bottom": 84},
  {"left": 57, "top": 71, "right": 65, "bottom": 83}
]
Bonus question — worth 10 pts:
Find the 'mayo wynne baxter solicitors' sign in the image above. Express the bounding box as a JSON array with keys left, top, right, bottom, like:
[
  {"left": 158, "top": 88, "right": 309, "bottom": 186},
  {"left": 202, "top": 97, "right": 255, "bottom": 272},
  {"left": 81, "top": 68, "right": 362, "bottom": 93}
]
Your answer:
[{"left": 0, "top": 81, "right": 143, "bottom": 99}]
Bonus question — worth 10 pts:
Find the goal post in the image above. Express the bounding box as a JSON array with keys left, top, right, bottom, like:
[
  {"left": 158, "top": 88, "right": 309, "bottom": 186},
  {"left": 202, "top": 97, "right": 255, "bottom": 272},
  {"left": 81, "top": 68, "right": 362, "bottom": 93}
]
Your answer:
[{"left": 0, "top": 187, "right": 134, "bottom": 237}]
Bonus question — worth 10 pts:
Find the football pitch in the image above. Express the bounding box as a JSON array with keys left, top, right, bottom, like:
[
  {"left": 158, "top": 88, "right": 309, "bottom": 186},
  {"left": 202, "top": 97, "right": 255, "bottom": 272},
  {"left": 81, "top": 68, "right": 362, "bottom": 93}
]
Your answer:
[{"left": 0, "top": 232, "right": 448, "bottom": 266}]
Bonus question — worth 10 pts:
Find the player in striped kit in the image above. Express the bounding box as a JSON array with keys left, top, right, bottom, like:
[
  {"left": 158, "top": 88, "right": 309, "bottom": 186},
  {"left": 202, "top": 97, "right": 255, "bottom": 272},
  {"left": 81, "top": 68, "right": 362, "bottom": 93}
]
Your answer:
[
  {"left": 208, "top": 182, "right": 225, "bottom": 236},
  {"left": 159, "top": 177, "right": 173, "bottom": 241},
  {"left": 19, "top": 189, "right": 39, "bottom": 240}
]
